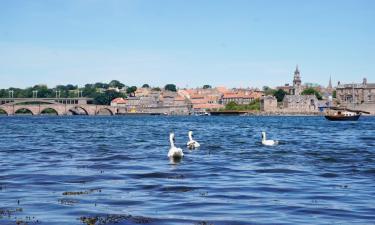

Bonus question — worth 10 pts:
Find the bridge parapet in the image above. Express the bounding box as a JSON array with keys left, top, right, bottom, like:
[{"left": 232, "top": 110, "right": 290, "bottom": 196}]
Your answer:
[{"left": 0, "top": 98, "right": 94, "bottom": 106}]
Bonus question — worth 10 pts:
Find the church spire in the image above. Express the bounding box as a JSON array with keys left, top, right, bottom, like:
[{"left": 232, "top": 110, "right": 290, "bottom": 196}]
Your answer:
[
  {"left": 328, "top": 76, "right": 332, "bottom": 89},
  {"left": 295, "top": 65, "right": 299, "bottom": 74}
]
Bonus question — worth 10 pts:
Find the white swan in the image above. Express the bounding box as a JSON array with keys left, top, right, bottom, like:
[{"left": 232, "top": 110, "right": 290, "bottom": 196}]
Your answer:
[
  {"left": 168, "top": 133, "right": 184, "bottom": 159},
  {"left": 261, "top": 132, "right": 279, "bottom": 146},
  {"left": 187, "top": 131, "right": 200, "bottom": 149}
]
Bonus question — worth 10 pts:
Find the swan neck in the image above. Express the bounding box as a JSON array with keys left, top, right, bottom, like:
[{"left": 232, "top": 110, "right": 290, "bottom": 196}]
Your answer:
[{"left": 170, "top": 136, "right": 175, "bottom": 148}]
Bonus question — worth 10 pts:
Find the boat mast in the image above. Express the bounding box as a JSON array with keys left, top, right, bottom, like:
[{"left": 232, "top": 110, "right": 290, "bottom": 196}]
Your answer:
[{"left": 352, "top": 82, "right": 355, "bottom": 108}]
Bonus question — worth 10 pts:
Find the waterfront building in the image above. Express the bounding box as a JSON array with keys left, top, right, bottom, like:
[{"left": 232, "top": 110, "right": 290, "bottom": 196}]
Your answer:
[
  {"left": 180, "top": 88, "right": 225, "bottom": 112},
  {"left": 336, "top": 78, "right": 375, "bottom": 104},
  {"left": 173, "top": 95, "right": 189, "bottom": 106},
  {"left": 182, "top": 88, "right": 224, "bottom": 103},
  {"left": 135, "top": 87, "right": 152, "bottom": 97},
  {"left": 260, "top": 96, "right": 278, "bottom": 112},
  {"left": 282, "top": 95, "right": 319, "bottom": 112},
  {"left": 110, "top": 97, "right": 127, "bottom": 107},
  {"left": 221, "top": 90, "right": 262, "bottom": 105},
  {"left": 221, "top": 93, "right": 254, "bottom": 105},
  {"left": 192, "top": 103, "right": 224, "bottom": 113},
  {"left": 261, "top": 66, "right": 320, "bottom": 114},
  {"left": 280, "top": 66, "right": 319, "bottom": 113},
  {"left": 160, "top": 91, "right": 176, "bottom": 106},
  {"left": 260, "top": 94, "right": 319, "bottom": 114},
  {"left": 125, "top": 96, "right": 141, "bottom": 107},
  {"left": 110, "top": 90, "right": 191, "bottom": 115}
]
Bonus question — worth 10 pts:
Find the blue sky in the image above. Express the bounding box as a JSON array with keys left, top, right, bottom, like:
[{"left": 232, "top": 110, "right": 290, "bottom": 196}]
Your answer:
[{"left": 0, "top": 0, "right": 374, "bottom": 89}]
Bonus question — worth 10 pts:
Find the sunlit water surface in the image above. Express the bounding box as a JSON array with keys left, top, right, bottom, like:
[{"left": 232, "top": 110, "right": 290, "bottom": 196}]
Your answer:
[{"left": 0, "top": 116, "right": 375, "bottom": 225}]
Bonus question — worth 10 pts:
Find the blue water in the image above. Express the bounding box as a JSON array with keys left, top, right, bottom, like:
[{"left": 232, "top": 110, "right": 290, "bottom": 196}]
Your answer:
[{"left": 1, "top": 116, "right": 375, "bottom": 225}]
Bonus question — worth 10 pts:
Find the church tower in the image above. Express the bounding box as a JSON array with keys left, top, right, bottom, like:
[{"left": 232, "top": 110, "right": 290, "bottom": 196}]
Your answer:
[{"left": 293, "top": 65, "right": 302, "bottom": 95}]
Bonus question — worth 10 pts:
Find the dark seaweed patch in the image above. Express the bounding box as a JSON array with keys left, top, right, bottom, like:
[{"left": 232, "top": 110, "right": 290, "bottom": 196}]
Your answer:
[
  {"left": 80, "top": 214, "right": 155, "bottom": 225},
  {"left": 62, "top": 189, "right": 101, "bottom": 196},
  {"left": 195, "top": 221, "right": 214, "bottom": 225},
  {"left": 0, "top": 207, "right": 23, "bottom": 217},
  {"left": 0, "top": 208, "right": 40, "bottom": 224}
]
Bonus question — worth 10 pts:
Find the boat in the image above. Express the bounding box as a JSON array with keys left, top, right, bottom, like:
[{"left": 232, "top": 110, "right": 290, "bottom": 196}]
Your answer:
[
  {"left": 193, "top": 111, "right": 210, "bottom": 116},
  {"left": 324, "top": 107, "right": 369, "bottom": 121},
  {"left": 209, "top": 110, "right": 248, "bottom": 116}
]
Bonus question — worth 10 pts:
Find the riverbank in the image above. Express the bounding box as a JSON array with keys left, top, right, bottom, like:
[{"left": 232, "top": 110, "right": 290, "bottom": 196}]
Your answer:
[
  {"left": 1, "top": 110, "right": 374, "bottom": 116},
  {"left": 209, "top": 110, "right": 323, "bottom": 116}
]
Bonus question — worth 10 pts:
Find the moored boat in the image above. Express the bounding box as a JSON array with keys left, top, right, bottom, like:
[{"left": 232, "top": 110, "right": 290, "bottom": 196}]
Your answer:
[{"left": 324, "top": 107, "right": 369, "bottom": 121}]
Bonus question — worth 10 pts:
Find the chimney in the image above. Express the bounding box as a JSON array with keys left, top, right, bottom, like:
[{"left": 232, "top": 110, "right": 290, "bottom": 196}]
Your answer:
[{"left": 363, "top": 78, "right": 367, "bottom": 85}]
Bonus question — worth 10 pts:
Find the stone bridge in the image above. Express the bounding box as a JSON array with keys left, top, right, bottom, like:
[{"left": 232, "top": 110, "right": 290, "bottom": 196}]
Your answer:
[{"left": 0, "top": 98, "right": 117, "bottom": 116}]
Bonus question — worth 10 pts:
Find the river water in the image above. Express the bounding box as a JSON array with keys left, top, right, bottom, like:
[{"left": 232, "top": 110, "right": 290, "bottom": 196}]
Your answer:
[{"left": 0, "top": 116, "right": 375, "bottom": 225}]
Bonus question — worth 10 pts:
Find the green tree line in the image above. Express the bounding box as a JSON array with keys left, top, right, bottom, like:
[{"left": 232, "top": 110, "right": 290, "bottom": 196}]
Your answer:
[
  {"left": 0, "top": 81, "right": 181, "bottom": 105},
  {"left": 0, "top": 81, "right": 128, "bottom": 105}
]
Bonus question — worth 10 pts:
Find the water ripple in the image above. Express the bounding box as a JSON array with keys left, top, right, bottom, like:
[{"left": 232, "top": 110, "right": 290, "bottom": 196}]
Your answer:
[{"left": 0, "top": 116, "right": 375, "bottom": 224}]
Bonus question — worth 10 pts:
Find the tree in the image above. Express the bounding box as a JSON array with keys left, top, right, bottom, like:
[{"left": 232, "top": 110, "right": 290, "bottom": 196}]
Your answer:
[
  {"left": 109, "top": 80, "right": 125, "bottom": 89},
  {"left": 94, "top": 82, "right": 109, "bottom": 89},
  {"left": 126, "top": 86, "right": 137, "bottom": 97},
  {"left": 203, "top": 85, "right": 212, "bottom": 89},
  {"left": 224, "top": 99, "right": 260, "bottom": 111},
  {"left": 142, "top": 84, "right": 150, "bottom": 88},
  {"left": 225, "top": 101, "right": 239, "bottom": 110},
  {"left": 262, "top": 86, "right": 271, "bottom": 91},
  {"left": 82, "top": 84, "right": 98, "bottom": 98},
  {"left": 273, "top": 89, "right": 288, "bottom": 102},
  {"left": 32, "top": 85, "right": 53, "bottom": 98},
  {"left": 65, "top": 84, "right": 78, "bottom": 90},
  {"left": 94, "top": 90, "right": 125, "bottom": 105},
  {"left": 0, "top": 89, "right": 7, "bottom": 98},
  {"left": 332, "top": 90, "right": 336, "bottom": 98},
  {"left": 263, "top": 86, "right": 276, "bottom": 96},
  {"left": 301, "top": 88, "right": 322, "bottom": 100},
  {"left": 164, "top": 84, "right": 177, "bottom": 92}
]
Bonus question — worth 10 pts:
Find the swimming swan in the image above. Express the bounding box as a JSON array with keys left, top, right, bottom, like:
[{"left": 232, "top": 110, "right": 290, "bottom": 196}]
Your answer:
[
  {"left": 187, "top": 131, "right": 200, "bottom": 149},
  {"left": 168, "top": 133, "right": 184, "bottom": 159},
  {"left": 261, "top": 132, "right": 279, "bottom": 146}
]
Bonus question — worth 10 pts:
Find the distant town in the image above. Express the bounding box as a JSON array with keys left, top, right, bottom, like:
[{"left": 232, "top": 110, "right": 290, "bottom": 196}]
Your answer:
[{"left": 1, "top": 66, "right": 374, "bottom": 115}]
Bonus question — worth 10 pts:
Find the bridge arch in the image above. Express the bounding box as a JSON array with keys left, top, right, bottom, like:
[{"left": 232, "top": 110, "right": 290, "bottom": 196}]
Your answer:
[
  {"left": 15, "top": 108, "right": 34, "bottom": 115},
  {"left": 40, "top": 108, "right": 59, "bottom": 115},
  {"left": 69, "top": 106, "right": 89, "bottom": 115},
  {"left": 39, "top": 105, "right": 65, "bottom": 116},
  {"left": 96, "top": 107, "right": 114, "bottom": 115},
  {"left": 0, "top": 108, "right": 8, "bottom": 116}
]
